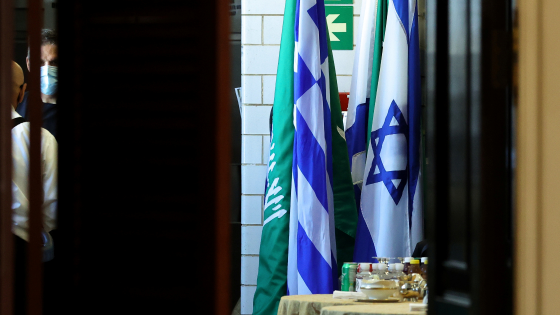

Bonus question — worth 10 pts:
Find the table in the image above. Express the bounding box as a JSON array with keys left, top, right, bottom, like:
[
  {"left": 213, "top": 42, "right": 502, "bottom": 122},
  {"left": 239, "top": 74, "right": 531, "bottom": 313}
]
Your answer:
[
  {"left": 277, "top": 294, "right": 369, "bottom": 315},
  {"left": 277, "top": 294, "right": 425, "bottom": 315},
  {"left": 320, "top": 304, "right": 426, "bottom": 315}
]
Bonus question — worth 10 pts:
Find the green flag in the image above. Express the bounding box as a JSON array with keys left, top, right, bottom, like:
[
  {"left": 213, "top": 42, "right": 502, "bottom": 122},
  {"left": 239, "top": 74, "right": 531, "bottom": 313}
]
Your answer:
[
  {"left": 366, "top": 0, "right": 388, "bottom": 146},
  {"left": 252, "top": 0, "right": 296, "bottom": 314}
]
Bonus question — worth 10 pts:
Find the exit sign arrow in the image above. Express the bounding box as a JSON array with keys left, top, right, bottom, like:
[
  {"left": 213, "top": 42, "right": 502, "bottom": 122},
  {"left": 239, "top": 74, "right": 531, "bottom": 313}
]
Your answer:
[
  {"left": 324, "top": 6, "right": 353, "bottom": 50},
  {"left": 327, "top": 14, "right": 347, "bottom": 42}
]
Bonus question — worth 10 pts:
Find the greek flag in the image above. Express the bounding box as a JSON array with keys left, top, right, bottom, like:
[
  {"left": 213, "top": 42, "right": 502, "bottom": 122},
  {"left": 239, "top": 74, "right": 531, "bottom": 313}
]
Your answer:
[
  {"left": 287, "top": 0, "right": 338, "bottom": 294},
  {"left": 359, "top": 0, "right": 423, "bottom": 258},
  {"left": 345, "top": 0, "right": 378, "bottom": 214}
]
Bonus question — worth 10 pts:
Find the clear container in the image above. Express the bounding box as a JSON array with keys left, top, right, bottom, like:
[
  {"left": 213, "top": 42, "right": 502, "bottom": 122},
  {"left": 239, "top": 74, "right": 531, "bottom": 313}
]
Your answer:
[
  {"left": 392, "top": 263, "right": 406, "bottom": 279},
  {"left": 355, "top": 263, "right": 373, "bottom": 292},
  {"left": 377, "top": 263, "right": 389, "bottom": 279}
]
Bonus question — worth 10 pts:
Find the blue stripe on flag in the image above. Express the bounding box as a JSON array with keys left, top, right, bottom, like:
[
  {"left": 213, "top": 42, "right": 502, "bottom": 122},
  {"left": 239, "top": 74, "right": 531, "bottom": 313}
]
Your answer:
[
  {"left": 317, "top": 71, "right": 333, "bottom": 187},
  {"left": 331, "top": 252, "right": 338, "bottom": 292},
  {"left": 306, "top": 4, "right": 320, "bottom": 32},
  {"left": 295, "top": 54, "right": 319, "bottom": 101},
  {"left": 297, "top": 222, "right": 334, "bottom": 294},
  {"left": 353, "top": 206, "right": 377, "bottom": 262},
  {"left": 295, "top": 0, "right": 300, "bottom": 42},
  {"left": 295, "top": 108, "right": 330, "bottom": 213},
  {"left": 393, "top": 0, "right": 409, "bottom": 38},
  {"left": 315, "top": 0, "right": 329, "bottom": 64},
  {"left": 407, "top": 2, "right": 421, "bottom": 229},
  {"left": 293, "top": 135, "right": 299, "bottom": 198},
  {"left": 345, "top": 102, "right": 369, "bottom": 170}
]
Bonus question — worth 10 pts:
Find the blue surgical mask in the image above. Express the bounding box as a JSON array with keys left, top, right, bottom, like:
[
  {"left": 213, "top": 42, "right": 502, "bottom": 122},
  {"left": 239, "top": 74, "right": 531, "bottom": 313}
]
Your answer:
[{"left": 40, "top": 66, "right": 58, "bottom": 95}]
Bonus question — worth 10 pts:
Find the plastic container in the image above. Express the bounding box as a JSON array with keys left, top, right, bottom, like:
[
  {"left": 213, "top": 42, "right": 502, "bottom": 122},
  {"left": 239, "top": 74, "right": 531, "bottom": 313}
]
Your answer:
[
  {"left": 403, "top": 257, "right": 413, "bottom": 274},
  {"left": 355, "top": 263, "right": 373, "bottom": 292},
  {"left": 420, "top": 258, "right": 428, "bottom": 281},
  {"left": 392, "top": 263, "right": 406, "bottom": 279},
  {"left": 408, "top": 259, "right": 422, "bottom": 275},
  {"left": 377, "top": 263, "right": 389, "bottom": 279}
]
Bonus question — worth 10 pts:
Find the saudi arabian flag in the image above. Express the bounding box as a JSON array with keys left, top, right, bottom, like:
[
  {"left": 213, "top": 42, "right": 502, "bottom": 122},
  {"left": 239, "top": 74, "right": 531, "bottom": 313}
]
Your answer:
[{"left": 252, "top": 0, "right": 296, "bottom": 313}]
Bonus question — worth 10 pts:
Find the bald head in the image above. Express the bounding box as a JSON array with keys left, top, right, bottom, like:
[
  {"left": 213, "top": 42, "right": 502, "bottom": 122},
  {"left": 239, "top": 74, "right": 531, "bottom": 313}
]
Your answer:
[{"left": 11, "top": 61, "right": 26, "bottom": 108}]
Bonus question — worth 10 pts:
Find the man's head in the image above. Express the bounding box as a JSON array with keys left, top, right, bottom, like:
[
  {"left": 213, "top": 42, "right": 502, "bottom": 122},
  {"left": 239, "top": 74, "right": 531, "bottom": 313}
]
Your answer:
[
  {"left": 12, "top": 61, "right": 27, "bottom": 108},
  {"left": 26, "top": 29, "right": 58, "bottom": 70},
  {"left": 26, "top": 29, "right": 58, "bottom": 101}
]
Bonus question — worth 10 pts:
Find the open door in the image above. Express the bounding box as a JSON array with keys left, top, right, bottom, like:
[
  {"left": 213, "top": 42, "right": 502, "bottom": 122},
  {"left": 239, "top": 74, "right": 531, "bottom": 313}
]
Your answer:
[{"left": 55, "top": 0, "right": 231, "bottom": 314}]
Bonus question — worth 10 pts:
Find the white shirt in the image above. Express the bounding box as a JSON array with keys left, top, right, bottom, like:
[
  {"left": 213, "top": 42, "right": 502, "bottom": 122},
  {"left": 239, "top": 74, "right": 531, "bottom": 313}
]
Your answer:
[{"left": 11, "top": 106, "right": 58, "bottom": 241}]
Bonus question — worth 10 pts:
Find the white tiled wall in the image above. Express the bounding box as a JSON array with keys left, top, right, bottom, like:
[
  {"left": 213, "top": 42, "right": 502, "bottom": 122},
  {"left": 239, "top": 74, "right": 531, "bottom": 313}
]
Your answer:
[{"left": 240, "top": 0, "right": 360, "bottom": 313}]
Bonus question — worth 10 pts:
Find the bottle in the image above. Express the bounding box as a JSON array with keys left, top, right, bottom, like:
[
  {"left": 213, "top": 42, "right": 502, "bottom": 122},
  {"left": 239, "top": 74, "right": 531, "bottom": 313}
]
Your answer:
[
  {"left": 377, "top": 263, "right": 389, "bottom": 279},
  {"left": 408, "top": 259, "right": 421, "bottom": 276},
  {"left": 370, "top": 263, "right": 380, "bottom": 280},
  {"left": 387, "top": 263, "right": 395, "bottom": 279},
  {"left": 392, "top": 263, "right": 406, "bottom": 279},
  {"left": 420, "top": 258, "right": 428, "bottom": 281},
  {"left": 355, "top": 263, "right": 373, "bottom": 292},
  {"left": 403, "top": 257, "right": 412, "bottom": 274}
]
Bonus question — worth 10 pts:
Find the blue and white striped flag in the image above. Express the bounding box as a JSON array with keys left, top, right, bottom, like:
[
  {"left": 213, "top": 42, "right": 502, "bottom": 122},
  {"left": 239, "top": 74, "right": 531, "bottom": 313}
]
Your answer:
[
  {"left": 359, "top": 0, "right": 423, "bottom": 258},
  {"left": 346, "top": 0, "right": 378, "bottom": 214},
  {"left": 287, "top": 0, "right": 338, "bottom": 295}
]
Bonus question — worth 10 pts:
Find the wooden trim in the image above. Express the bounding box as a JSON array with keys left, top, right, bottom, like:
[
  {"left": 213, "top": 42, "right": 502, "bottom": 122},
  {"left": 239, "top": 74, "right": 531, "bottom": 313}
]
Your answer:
[
  {"left": 515, "top": 0, "right": 543, "bottom": 314},
  {"left": 0, "top": 0, "right": 14, "bottom": 313},
  {"left": 215, "top": 0, "right": 231, "bottom": 313},
  {"left": 27, "top": 0, "right": 44, "bottom": 314}
]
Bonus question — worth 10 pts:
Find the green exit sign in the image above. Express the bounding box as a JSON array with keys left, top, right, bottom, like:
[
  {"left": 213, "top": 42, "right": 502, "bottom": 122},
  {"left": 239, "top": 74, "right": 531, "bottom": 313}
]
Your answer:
[
  {"left": 325, "top": 6, "right": 353, "bottom": 50},
  {"left": 325, "top": 0, "right": 353, "bottom": 4}
]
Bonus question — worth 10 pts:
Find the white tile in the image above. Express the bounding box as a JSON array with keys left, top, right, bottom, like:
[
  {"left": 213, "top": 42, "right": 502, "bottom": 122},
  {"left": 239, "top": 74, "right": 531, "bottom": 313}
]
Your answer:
[
  {"left": 354, "top": 16, "right": 360, "bottom": 46},
  {"left": 242, "top": 105, "right": 272, "bottom": 135},
  {"left": 241, "top": 285, "right": 257, "bottom": 314},
  {"left": 241, "top": 164, "right": 268, "bottom": 194},
  {"left": 242, "top": 46, "right": 280, "bottom": 75},
  {"left": 263, "top": 16, "right": 283, "bottom": 45},
  {"left": 332, "top": 50, "right": 355, "bottom": 75},
  {"left": 242, "top": 75, "right": 262, "bottom": 104},
  {"left": 262, "top": 135, "right": 271, "bottom": 163},
  {"left": 337, "top": 75, "right": 352, "bottom": 92},
  {"left": 241, "top": 256, "right": 260, "bottom": 285},
  {"left": 242, "top": 0, "right": 285, "bottom": 15},
  {"left": 242, "top": 225, "right": 263, "bottom": 254},
  {"left": 241, "top": 195, "right": 263, "bottom": 225},
  {"left": 262, "top": 75, "right": 276, "bottom": 104},
  {"left": 242, "top": 135, "right": 263, "bottom": 164},
  {"left": 354, "top": 0, "right": 362, "bottom": 15},
  {"left": 242, "top": 16, "right": 262, "bottom": 45}
]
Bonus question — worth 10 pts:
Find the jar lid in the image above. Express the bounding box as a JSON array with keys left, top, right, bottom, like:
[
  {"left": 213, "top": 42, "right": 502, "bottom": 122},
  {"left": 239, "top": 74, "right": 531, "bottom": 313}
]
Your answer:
[
  {"left": 410, "top": 259, "right": 420, "bottom": 264},
  {"left": 421, "top": 257, "right": 428, "bottom": 263},
  {"left": 404, "top": 257, "right": 412, "bottom": 263}
]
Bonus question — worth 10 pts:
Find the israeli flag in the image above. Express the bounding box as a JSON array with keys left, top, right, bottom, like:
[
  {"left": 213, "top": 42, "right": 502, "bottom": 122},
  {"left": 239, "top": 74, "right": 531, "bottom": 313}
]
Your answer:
[
  {"left": 287, "top": 0, "right": 338, "bottom": 295},
  {"left": 345, "top": 0, "right": 378, "bottom": 211},
  {"left": 359, "top": 0, "right": 423, "bottom": 258}
]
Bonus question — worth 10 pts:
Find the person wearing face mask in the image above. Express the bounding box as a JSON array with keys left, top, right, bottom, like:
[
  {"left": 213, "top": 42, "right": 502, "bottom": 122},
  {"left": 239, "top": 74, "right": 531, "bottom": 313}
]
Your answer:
[
  {"left": 11, "top": 60, "right": 58, "bottom": 315},
  {"left": 16, "top": 28, "right": 58, "bottom": 139}
]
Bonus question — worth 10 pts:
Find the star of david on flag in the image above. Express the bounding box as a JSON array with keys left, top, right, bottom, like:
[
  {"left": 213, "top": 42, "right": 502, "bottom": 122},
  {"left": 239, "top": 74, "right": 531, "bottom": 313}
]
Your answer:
[
  {"left": 366, "top": 100, "right": 408, "bottom": 205},
  {"left": 354, "top": 0, "right": 423, "bottom": 261}
]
